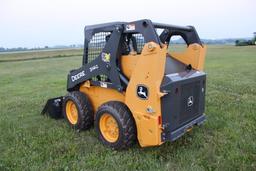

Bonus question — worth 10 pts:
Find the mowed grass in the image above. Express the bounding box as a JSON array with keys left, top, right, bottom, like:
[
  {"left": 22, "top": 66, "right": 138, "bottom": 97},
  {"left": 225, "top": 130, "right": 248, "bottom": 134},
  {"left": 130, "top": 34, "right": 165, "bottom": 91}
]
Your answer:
[
  {"left": 0, "top": 48, "right": 83, "bottom": 62},
  {"left": 0, "top": 45, "right": 255, "bottom": 170}
]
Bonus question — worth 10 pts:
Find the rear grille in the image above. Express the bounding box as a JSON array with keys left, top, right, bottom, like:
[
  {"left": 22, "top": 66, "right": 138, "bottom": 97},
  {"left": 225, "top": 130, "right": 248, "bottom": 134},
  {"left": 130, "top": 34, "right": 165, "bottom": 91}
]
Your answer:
[
  {"left": 179, "top": 81, "right": 200, "bottom": 125},
  {"left": 160, "top": 71, "right": 206, "bottom": 132}
]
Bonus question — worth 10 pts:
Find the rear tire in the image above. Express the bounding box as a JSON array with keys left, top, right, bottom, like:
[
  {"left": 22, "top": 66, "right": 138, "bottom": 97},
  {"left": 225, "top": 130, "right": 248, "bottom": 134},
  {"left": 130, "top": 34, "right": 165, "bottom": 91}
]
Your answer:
[
  {"left": 63, "top": 91, "right": 93, "bottom": 130},
  {"left": 95, "top": 101, "right": 137, "bottom": 150}
]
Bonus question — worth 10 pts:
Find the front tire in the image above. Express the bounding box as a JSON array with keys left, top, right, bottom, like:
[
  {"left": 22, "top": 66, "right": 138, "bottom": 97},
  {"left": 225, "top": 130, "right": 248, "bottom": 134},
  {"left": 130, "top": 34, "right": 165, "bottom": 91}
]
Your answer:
[
  {"left": 95, "top": 101, "right": 137, "bottom": 150},
  {"left": 63, "top": 91, "right": 93, "bottom": 130}
]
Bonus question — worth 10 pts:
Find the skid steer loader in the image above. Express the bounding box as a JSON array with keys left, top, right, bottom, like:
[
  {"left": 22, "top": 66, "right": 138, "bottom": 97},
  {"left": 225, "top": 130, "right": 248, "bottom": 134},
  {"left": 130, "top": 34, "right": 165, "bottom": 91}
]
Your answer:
[{"left": 42, "top": 19, "right": 207, "bottom": 149}]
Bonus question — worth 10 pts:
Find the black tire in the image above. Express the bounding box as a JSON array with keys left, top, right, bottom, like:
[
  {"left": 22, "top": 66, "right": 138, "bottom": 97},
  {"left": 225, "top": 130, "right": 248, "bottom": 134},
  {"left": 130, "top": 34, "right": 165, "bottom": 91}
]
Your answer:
[
  {"left": 63, "top": 91, "right": 93, "bottom": 130},
  {"left": 95, "top": 101, "right": 137, "bottom": 150}
]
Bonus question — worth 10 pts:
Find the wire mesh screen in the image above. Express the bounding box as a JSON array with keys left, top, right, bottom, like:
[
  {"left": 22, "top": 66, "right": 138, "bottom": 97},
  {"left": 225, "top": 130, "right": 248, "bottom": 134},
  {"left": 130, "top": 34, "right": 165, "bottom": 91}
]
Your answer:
[
  {"left": 133, "top": 34, "right": 145, "bottom": 53},
  {"left": 86, "top": 32, "right": 111, "bottom": 82},
  {"left": 86, "top": 32, "right": 111, "bottom": 63}
]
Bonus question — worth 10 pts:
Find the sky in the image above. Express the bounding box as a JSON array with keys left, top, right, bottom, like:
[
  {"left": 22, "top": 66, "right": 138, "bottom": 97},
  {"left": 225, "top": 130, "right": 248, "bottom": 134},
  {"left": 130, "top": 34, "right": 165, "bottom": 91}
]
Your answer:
[{"left": 0, "top": 0, "right": 255, "bottom": 48}]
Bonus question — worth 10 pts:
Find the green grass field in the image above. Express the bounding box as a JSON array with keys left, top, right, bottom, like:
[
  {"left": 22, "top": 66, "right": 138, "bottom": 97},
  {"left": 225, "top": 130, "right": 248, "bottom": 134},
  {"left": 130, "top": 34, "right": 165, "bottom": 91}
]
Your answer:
[
  {"left": 0, "top": 49, "right": 83, "bottom": 62},
  {"left": 0, "top": 45, "right": 255, "bottom": 170}
]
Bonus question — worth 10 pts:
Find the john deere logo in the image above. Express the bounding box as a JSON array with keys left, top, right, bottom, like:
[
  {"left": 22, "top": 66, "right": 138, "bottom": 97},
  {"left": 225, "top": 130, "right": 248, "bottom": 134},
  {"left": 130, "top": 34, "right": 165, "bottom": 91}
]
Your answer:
[
  {"left": 101, "top": 52, "right": 111, "bottom": 62},
  {"left": 187, "top": 96, "right": 194, "bottom": 107},
  {"left": 137, "top": 85, "right": 148, "bottom": 100}
]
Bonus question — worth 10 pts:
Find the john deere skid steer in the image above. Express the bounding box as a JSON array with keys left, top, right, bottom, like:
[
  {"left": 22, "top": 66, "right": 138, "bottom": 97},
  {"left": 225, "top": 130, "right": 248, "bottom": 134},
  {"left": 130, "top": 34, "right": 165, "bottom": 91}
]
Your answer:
[{"left": 42, "top": 19, "right": 207, "bottom": 149}]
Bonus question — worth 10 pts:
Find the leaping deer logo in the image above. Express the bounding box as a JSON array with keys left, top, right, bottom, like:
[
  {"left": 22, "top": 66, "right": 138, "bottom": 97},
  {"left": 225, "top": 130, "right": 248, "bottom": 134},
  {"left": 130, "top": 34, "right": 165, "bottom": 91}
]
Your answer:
[
  {"left": 187, "top": 96, "right": 194, "bottom": 107},
  {"left": 137, "top": 86, "right": 148, "bottom": 99}
]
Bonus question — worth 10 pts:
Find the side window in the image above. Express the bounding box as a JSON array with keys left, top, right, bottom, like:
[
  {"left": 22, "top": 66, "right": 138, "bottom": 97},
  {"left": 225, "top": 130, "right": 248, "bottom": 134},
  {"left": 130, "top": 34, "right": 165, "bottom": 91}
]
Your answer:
[
  {"left": 168, "top": 35, "right": 187, "bottom": 53},
  {"left": 132, "top": 34, "right": 145, "bottom": 54},
  {"left": 85, "top": 32, "right": 111, "bottom": 82},
  {"left": 122, "top": 33, "right": 145, "bottom": 55},
  {"left": 86, "top": 32, "right": 111, "bottom": 63}
]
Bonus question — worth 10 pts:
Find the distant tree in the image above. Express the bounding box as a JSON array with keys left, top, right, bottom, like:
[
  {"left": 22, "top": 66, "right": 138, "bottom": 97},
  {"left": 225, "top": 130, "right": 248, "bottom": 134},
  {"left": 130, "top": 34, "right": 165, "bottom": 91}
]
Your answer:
[
  {"left": 44, "top": 46, "right": 49, "bottom": 49},
  {"left": 252, "top": 32, "right": 256, "bottom": 45},
  {"left": 0, "top": 47, "right": 5, "bottom": 52},
  {"left": 235, "top": 40, "right": 249, "bottom": 46}
]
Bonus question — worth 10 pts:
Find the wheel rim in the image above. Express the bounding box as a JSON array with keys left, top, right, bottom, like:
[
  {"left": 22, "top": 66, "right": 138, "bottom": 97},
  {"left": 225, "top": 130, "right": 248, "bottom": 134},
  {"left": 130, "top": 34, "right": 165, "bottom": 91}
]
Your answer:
[
  {"left": 66, "top": 100, "right": 78, "bottom": 124},
  {"left": 99, "top": 113, "right": 119, "bottom": 143}
]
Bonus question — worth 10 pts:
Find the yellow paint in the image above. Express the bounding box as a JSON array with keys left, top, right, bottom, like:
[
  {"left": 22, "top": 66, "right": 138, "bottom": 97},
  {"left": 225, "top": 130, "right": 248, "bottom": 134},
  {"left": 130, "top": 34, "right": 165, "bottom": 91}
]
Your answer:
[
  {"left": 65, "top": 100, "right": 78, "bottom": 124},
  {"left": 80, "top": 83, "right": 125, "bottom": 113},
  {"left": 125, "top": 42, "right": 167, "bottom": 147},
  {"left": 99, "top": 113, "right": 119, "bottom": 142},
  {"left": 121, "top": 55, "right": 139, "bottom": 79},
  {"left": 169, "top": 43, "right": 207, "bottom": 71}
]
